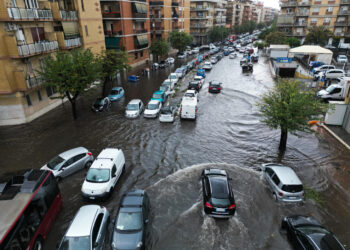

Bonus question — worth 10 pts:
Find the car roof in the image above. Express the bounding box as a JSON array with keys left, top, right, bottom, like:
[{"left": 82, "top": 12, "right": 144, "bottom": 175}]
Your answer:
[
  {"left": 59, "top": 147, "right": 88, "bottom": 160},
  {"left": 268, "top": 165, "right": 302, "bottom": 185},
  {"left": 149, "top": 99, "right": 160, "bottom": 104},
  {"left": 111, "top": 87, "right": 123, "bottom": 91},
  {"left": 208, "top": 176, "right": 229, "bottom": 198},
  {"left": 128, "top": 99, "right": 141, "bottom": 105},
  {"left": 161, "top": 106, "right": 173, "bottom": 111},
  {"left": 194, "top": 75, "right": 202, "bottom": 79},
  {"left": 186, "top": 90, "right": 196, "bottom": 94},
  {"left": 66, "top": 205, "right": 100, "bottom": 237}
]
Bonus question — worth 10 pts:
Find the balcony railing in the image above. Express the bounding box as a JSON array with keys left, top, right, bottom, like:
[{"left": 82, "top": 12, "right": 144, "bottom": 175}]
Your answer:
[
  {"left": 135, "top": 28, "right": 148, "bottom": 34},
  {"left": 335, "top": 21, "right": 348, "bottom": 26},
  {"left": 339, "top": 9, "right": 350, "bottom": 15},
  {"left": 296, "top": 11, "right": 309, "bottom": 16},
  {"left": 26, "top": 76, "right": 42, "bottom": 89},
  {"left": 7, "top": 8, "right": 53, "bottom": 20},
  {"left": 190, "top": 7, "right": 210, "bottom": 11},
  {"left": 60, "top": 10, "right": 78, "bottom": 20},
  {"left": 298, "top": 1, "right": 311, "bottom": 6},
  {"left": 132, "top": 13, "right": 147, "bottom": 19},
  {"left": 17, "top": 41, "right": 58, "bottom": 57},
  {"left": 64, "top": 37, "right": 81, "bottom": 48},
  {"left": 341, "top": 0, "right": 350, "bottom": 4},
  {"left": 295, "top": 21, "right": 307, "bottom": 26},
  {"left": 281, "top": 1, "right": 297, "bottom": 7}
]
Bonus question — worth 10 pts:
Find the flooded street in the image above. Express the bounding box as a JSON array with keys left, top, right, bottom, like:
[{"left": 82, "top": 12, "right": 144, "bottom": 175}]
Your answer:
[{"left": 1, "top": 53, "right": 350, "bottom": 249}]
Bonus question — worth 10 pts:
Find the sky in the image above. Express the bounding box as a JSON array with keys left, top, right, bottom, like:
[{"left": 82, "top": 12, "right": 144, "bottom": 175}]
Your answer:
[{"left": 261, "top": 0, "right": 280, "bottom": 9}]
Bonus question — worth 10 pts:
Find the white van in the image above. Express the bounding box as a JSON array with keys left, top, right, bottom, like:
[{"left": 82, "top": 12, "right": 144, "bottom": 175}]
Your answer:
[
  {"left": 180, "top": 97, "right": 198, "bottom": 120},
  {"left": 81, "top": 148, "right": 125, "bottom": 200}
]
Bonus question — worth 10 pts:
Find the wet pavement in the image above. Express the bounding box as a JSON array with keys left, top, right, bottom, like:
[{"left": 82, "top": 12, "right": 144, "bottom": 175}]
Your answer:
[{"left": 1, "top": 52, "right": 350, "bottom": 249}]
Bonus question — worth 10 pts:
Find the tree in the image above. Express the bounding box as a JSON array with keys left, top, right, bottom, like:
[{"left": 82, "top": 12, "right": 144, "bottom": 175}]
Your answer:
[
  {"left": 258, "top": 27, "right": 275, "bottom": 40},
  {"left": 265, "top": 31, "right": 287, "bottom": 45},
  {"left": 208, "top": 26, "right": 229, "bottom": 42},
  {"left": 257, "top": 22, "right": 266, "bottom": 29},
  {"left": 38, "top": 49, "right": 101, "bottom": 119},
  {"left": 168, "top": 31, "right": 193, "bottom": 52},
  {"left": 98, "top": 50, "right": 130, "bottom": 96},
  {"left": 253, "top": 41, "right": 266, "bottom": 49},
  {"left": 304, "top": 26, "right": 331, "bottom": 46},
  {"left": 257, "top": 78, "right": 328, "bottom": 151},
  {"left": 150, "top": 39, "right": 170, "bottom": 62},
  {"left": 286, "top": 37, "right": 301, "bottom": 48}
]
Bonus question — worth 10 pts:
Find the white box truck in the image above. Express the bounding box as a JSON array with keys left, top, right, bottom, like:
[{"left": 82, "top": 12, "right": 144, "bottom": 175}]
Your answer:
[{"left": 180, "top": 98, "right": 198, "bottom": 120}]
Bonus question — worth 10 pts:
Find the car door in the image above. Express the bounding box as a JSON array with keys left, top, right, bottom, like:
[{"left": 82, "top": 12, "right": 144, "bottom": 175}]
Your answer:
[
  {"left": 295, "top": 232, "right": 314, "bottom": 250},
  {"left": 59, "top": 157, "right": 75, "bottom": 177},
  {"left": 264, "top": 167, "right": 275, "bottom": 190},
  {"left": 111, "top": 164, "right": 118, "bottom": 187},
  {"left": 73, "top": 153, "right": 87, "bottom": 172},
  {"left": 92, "top": 213, "right": 104, "bottom": 250}
]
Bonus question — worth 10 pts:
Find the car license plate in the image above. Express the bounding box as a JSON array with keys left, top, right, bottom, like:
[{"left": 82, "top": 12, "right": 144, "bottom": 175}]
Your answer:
[
  {"left": 216, "top": 208, "right": 225, "bottom": 212},
  {"left": 213, "top": 88, "right": 217, "bottom": 90},
  {"left": 289, "top": 197, "right": 296, "bottom": 200},
  {"left": 89, "top": 197, "right": 95, "bottom": 200}
]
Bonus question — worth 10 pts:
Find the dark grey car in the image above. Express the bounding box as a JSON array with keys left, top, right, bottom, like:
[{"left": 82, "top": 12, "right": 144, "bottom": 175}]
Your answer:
[{"left": 111, "top": 190, "right": 149, "bottom": 250}]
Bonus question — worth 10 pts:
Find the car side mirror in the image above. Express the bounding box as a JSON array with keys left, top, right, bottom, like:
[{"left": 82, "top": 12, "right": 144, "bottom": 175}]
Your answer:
[
  {"left": 145, "top": 219, "right": 149, "bottom": 224},
  {"left": 112, "top": 173, "right": 116, "bottom": 178},
  {"left": 228, "top": 177, "right": 232, "bottom": 180},
  {"left": 56, "top": 243, "right": 60, "bottom": 249}
]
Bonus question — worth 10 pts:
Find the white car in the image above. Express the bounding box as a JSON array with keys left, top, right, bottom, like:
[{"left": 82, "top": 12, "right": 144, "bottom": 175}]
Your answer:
[
  {"left": 183, "top": 89, "right": 198, "bottom": 102},
  {"left": 186, "top": 49, "right": 193, "bottom": 55},
  {"left": 313, "top": 65, "right": 335, "bottom": 75},
  {"left": 166, "top": 57, "right": 175, "bottom": 64},
  {"left": 193, "top": 75, "right": 204, "bottom": 87},
  {"left": 229, "top": 53, "right": 237, "bottom": 59},
  {"left": 192, "top": 47, "right": 200, "bottom": 54},
  {"left": 202, "top": 61, "right": 212, "bottom": 70},
  {"left": 324, "top": 69, "right": 345, "bottom": 79},
  {"left": 125, "top": 99, "right": 144, "bottom": 118},
  {"left": 209, "top": 43, "right": 216, "bottom": 50},
  {"left": 159, "top": 106, "right": 176, "bottom": 123},
  {"left": 163, "top": 79, "right": 175, "bottom": 90},
  {"left": 210, "top": 57, "right": 218, "bottom": 64},
  {"left": 177, "top": 53, "right": 186, "bottom": 59},
  {"left": 337, "top": 55, "right": 348, "bottom": 63},
  {"left": 144, "top": 100, "right": 162, "bottom": 118},
  {"left": 81, "top": 148, "right": 125, "bottom": 200},
  {"left": 169, "top": 73, "right": 179, "bottom": 85}
]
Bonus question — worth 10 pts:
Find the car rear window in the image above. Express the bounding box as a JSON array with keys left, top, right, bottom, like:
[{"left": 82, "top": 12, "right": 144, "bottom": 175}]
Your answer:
[
  {"left": 210, "top": 198, "right": 230, "bottom": 207},
  {"left": 282, "top": 185, "right": 303, "bottom": 193},
  {"left": 161, "top": 108, "right": 172, "bottom": 114}
]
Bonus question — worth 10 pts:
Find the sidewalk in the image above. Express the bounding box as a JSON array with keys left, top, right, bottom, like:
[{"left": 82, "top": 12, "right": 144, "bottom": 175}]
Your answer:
[{"left": 321, "top": 124, "right": 350, "bottom": 150}]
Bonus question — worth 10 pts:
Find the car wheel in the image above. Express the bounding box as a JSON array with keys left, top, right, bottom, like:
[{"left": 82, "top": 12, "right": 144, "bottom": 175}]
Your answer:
[
  {"left": 33, "top": 236, "right": 43, "bottom": 250},
  {"left": 273, "top": 193, "right": 278, "bottom": 201},
  {"left": 85, "top": 161, "right": 92, "bottom": 169},
  {"left": 56, "top": 176, "right": 62, "bottom": 182}
]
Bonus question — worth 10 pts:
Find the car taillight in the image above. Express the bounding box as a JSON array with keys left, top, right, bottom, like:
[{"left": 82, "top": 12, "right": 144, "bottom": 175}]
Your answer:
[
  {"left": 195, "top": 107, "right": 198, "bottom": 113},
  {"left": 209, "top": 86, "right": 212, "bottom": 90},
  {"left": 228, "top": 204, "right": 236, "bottom": 210},
  {"left": 278, "top": 192, "right": 283, "bottom": 197},
  {"left": 302, "top": 192, "right": 305, "bottom": 197},
  {"left": 205, "top": 202, "right": 213, "bottom": 208},
  {"left": 217, "top": 87, "right": 221, "bottom": 90},
  {"left": 87, "top": 152, "right": 92, "bottom": 156}
]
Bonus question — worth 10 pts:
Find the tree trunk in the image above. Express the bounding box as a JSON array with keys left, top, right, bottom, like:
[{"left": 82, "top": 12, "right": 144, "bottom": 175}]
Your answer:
[
  {"left": 279, "top": 128, "right": 288, "bottom": 151},
  {"left": 102, "top": 76, "right": 109, "bottom": 97},
  {"left": 71, "top": 99, "right": 77, "bottom": 120}
]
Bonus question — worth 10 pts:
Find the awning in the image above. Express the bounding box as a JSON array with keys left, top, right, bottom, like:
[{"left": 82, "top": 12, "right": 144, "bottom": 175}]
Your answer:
[
  {"left": 105, "top": 37, "right": 120, "bottom": 49},
  {"left": 289, "top": 45, "right": 333, "bottom": 54},
  {"left": 62, "top": 22, "right": 79, "bottom": 37},
  {"left": 137, "top": 35, "right": 148, "bottom": 46},
  {"left": 134, "top": 3, "right": 147, "bottom": 14}
]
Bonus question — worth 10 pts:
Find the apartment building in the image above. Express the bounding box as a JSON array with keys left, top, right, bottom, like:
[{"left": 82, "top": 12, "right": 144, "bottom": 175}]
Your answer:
[
  {"left": 149, "top": 0, "right": 190, "bottom": 41},
  {"left": 0, "top": 0, "right": 105, "bottom": 125},
  {"left": 262, "top": 7, "right": 278, "bottom": 23},
  {"left": 101, "top": 0, "right": 151, "bottom": 66},
  {"left": 277, "top": 0, "right": 349, "bottom": 44}
]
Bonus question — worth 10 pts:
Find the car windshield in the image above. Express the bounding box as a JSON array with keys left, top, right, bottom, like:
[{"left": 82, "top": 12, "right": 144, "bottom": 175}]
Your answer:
[
  {"left": 297, "top": 225, "right": 330, "bottom": 235},
  {"left": 59, "top": 236, "right": 90, "bottom": 250},
  {"left": 170, "top": 75, "right": 177, "bottom": 79},
  {"left": 339, "top": 55, "right": 347, "bottom": 59},
  {"left": 47, "top": 155, "right": 65, "bottom": 170},
  {"left": 281, "top": 185, "right": 303, "bottom": 192},
  {"left": 175, "top": 69, "right": 182, "bottom": 73},
  {"left": 147, "top": 103, "right": 158, "bottom": 110},
  {"left": 116, "top": 212, "right": 142, "bottom": 231},
  {"left": 326, "top": 85, "right": 336, "bottom": 93},
  {"left": 94, "top": 99, "right": 103, "bottom": 105},
  {"left": 160, "top": 86, "right": 168, "bottom": 92},
  {"left": 185, "top": 92, "right": 195, "bottom": 97},
  {"left": 127, "top": 104, "right": 139, "bottom": 111},
  {"left": 210, "top": 198, "right": 231, "bottom": 207},
  {"left": 205, "top": 62, "right": 211, "bottom": 65},
  {"left": 86, "top": 168, "right": 110, "bottom": 183},
  {"left": 153, "top": 94, "right": 163, "bottom": 99},
  {"left": 163, "top": 80, "right": 171, "bottom": 85},
  {"left": 110, "top": 90, "right": 119, "bottom": 95}
]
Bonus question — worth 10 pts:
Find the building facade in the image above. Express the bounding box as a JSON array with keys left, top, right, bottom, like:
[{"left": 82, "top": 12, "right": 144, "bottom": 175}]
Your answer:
[
  {"left": 101, "top": 0, "right": 151, "bottom": 66},
  {"left": 0, "top": 0, "right": 105, "bottom": 126},
  {"left": 149, "top": 0, "right": 190, "bottom": 41}
]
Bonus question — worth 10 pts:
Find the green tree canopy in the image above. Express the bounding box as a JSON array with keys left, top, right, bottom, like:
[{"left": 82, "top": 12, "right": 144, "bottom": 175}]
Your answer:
[
  {"left": 265, "top": 31, "right": 287, "bottom": 45},
  {"left": 98, "top": 50, "right": 130, "bottom": 96},
  {"left": 285, "top": 37, "right": 301, "bottom": 48},
  {"left": 257, "top": 22, "right": 266, "bottom": 29},
  {"left": 258, "top": 26, "right": 276, "bottom": 40},
  {"left": 257, "top": 78, "right": 328, "bottom": 151},
  {"left": 208, "top": 26, "right": 229, "bottom": 42},
  {"left": 304, "top": 26, "right": 331, "bottom": 46},
  {"left": 150, "top": 39, "right": 170, "bottom": 62},
  {"left": 168, "top": 31, "right": 193, "bottom": 52},
  {"left": 38, "top": 49, "right": 101, "bottom": 119}
]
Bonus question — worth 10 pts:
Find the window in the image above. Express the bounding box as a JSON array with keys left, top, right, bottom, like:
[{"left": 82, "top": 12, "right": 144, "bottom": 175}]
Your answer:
[
  {"left": 24, "top": 0, "right": 38, "bottom": 9},
  {"left": 310, "top": 18, "right": 317, "bottom": 23},
  {"left": 111, "top": 165, "right": 116, "bottom": 177},
  {"left": 326, "top": 7, "right": 333, "bottom": 13},
  {"left": 37, "top": 90, "right": 42, "bottom": 101},
  {"left": 81, "top": 0, "right": 85, "bottom": 11},
  {"left": 265, "top": 167, "right": 274, "bottom": 177},
  {"left": 312, "top": 7, "right": 320, "bottom": 13},
  {"left": 31, "top": 27, "right": 45, "bottom": 43},
  {"left": 135, "top": 52, "right": 138, "bottom": 59},
  {"left": 46, "top": 86, "right": 53, "bottom": 97},
  {"left": 331, "top": 88, "right": 342, "bottom": 94},
  {"left": 323, "top": 18, "right": 331, "bottom": 24},
  {"left": 140, "top": 51, "right": 143, "bottom": 57},
  {"left": 11, "top": 0, "right": 17, "bottom": 7},
  {"left": 85, "top": 25, "right": 88, "bottom": 36},
  {"left": 92, "top": 214, "right": 104, "bottom": 244},
  {"left": 272, "top": 174, "right": 280, "bottom": 185},
  {"left": 26, "top": 94, "right": 32, "bottom": 106},
  {"left": 26, "top": 60, "right": 34, "bottom": 74},
  {"left": 63, "top": 158, "right": 75, "bottom": 168},
  {"left": 73, "top": 153, "right": 86, "bottom": 162}
]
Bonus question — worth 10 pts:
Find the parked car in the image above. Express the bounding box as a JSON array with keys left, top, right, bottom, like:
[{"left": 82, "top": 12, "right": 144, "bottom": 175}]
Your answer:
[
  {"left": 160, "top": 85, "right": 172, "bottom": 97},
  {"left": 209, "top": 80, "right": 222, "bottom": 93},
  {"left": 187, "top": 61, "right": 195, "bottom": 70},
  {"left": 216, "top": 53, "right": 223, "bottom": 61},
  {"left": 186, "top": 48, "right": 193, "bottom": 55},
  {"left": 281, "top": 215, "right": 345, "bottom": 250},
  {"left": 312, "top": 64, "right": 335, "bottom": 74},
  {"left": 192, "top": 47, "right": 200, "bottom": 54},
  {"left": 188, "top": 81, "right": 201, "bottom": 92},
  {"left": 201, "top": 169, "right": 236, "bottom": 218},
  {"left": 324, "top": 69, "right": 345, "bottom": 79},
  {"left": 203, "top": 61, "right": 213, "bottom": 70},
  {"left": 175, "top": 67, "right": 186, "bottom": 78},
  {"left": 111, "top": 190, "right": 150, "bottom": 250},
  {"left": 337, "top": 55, "right": 348, "bottom": 63},
  {"left": 196, "top": 68, "right": 206, "bottom": 78},
  {"left": 177, "top": 52, "right": 186, "bottom": 59},
  {"left": 181, "top": 65, "right": 189, "bottom": 74},
  {"left": 209, "top": 49, "right": 216, "bottom": 55},
  {"left": 163, "top": 79, "right": 175, "bottom": 90},
  {"left": 193, "top": 75, "right": 204, "bottom": 87},
  {"left": 260, "top": 163, "right": 304, "bottom": 202},
  {"left": 317, "top": 79, "right": 349, "bottom": 101},
  {"left": 166, "top": 57, "right": 175, "bottom": 64},
  {"left": 159, "top": 60, "right": 169, "bottom": 68},
  {"left": 309, "top": 61, "right": 324, "bottom": 68},
  {"left": 183, "top": 89, "right": 198, "bottom": 101},
  {"left": 210, "top": 57, "right": 218, "bottom": 64},
  {"left": 159, "top": 106, "right": 176, "bottom": 123},
  {"left": 223, "top": 50, "right": 229, "bottom": 56},
  {"left": 125, "top": 99, "right": 144, "bottom": 118},
  {"left": 58, "top": 205, "right": 110, "bottom": 250},
  {"left": 81, "top": 148, "right": 126, "bottom": 200},
  {"left": 144, "top": 100, "right": 162, "bottom": 118},
  {"left": 91, "top": 97, "right": 111, "bottom": 112},
  {"left": 229, "top": 53, "right": 237, "bottom": 59},
  {"left": 151, "top": 63, "right": 159, "bottom": 70},
  {"left": 41, "top": 147, "right": 93, "bottom": 181},
  {"left": 151, "top": 90, "right": 167, "bottom": 104},
  {"left": 108, "top": 87, "right": 125, "bottom": 101}
]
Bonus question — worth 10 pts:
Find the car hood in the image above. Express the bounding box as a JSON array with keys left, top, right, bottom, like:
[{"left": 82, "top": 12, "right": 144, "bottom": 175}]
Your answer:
[
  {"left": 317, "top": 89, "right": 328, "bottom": 96},
  {"left": 288, "top": 215, "right": 321, "bottom": 227},
  {"left": 112, "top": 230, "right": 143, "bottom": 250},
  {"left": 144, "top": 109, "right": 158, "bottom": 115},
  {"left": 125, "top": 110, "right": 139, "bottom": 116},
  {"left": 82, "top": 179, "right": 109, "bottom": 194}
]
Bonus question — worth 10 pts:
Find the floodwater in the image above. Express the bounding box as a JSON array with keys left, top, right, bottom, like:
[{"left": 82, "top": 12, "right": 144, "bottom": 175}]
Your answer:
[{"left": 1, "top": 52, "right": 350, "bottom": 249}]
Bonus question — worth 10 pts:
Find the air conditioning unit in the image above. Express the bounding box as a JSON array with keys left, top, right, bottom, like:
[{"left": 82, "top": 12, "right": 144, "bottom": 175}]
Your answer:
[{"left": 4, "top": 23, "right": 18, "bottom": 31}]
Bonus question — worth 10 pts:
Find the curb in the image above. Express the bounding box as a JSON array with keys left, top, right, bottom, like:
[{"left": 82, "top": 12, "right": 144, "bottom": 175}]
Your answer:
[{"left": 318, "top": 123, "right": 350, "bottom": 150}]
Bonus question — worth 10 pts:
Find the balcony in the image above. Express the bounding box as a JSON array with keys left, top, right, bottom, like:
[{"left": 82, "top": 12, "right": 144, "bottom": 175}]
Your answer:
[
  {"left": 338, "top": 9, "right": 350, "bottom": 15},
  {"left": 190, "top": 7, "right": 210, "bottom": 11},
  {"left": 296, "top": 10, "right": 309, "bottom": 16},
  {"left": 60, "top": 10, "right": 78, "bottom": 20},
  {"left": 190, "top": 32, "right": 207, "bottom": 36},
  {"left": 190, "top": 23, "right": 210, "bottom": 28},
  {"left": 335, "top": 21, "right": 348, "bottom": 26},
  {"left": 281, "top": 1, "right": 297, "bottom": 8},
  {"left": 294, "top": 32, "right": 306, "bottom": 36},
  {"left": 132, "top": 12, "right": 147, "bottom": 19},
  {"left": 15, "top": 41, "right": 58, "bottom": 58},
  {"left": 341, "top": 0, "right": 350, "bottom": 4},
  {"left": 295, "top": 21, "right": 307, "bottom": 26},
  {"left": 172, "top": 1, "right": 179, "bottom": 6},
  {"left": 298, "top": 1, "right": 311, "bottom": 6},
  {"left": 191, "top": 15, "right": 212, "bottom": 19},
  {"left": 105, "top": 37, "right": 120, "bottom": 49},
  {"left": 63, "top": 37, "right": 81, "bottom": 49},
  {"left": 150, "top": 14, "right": 163, "bottom": 21},
  {"left": 26, "top": 76, "right": 43, "bottom": 89},
  {"left": 149, "top": 1, "right": 164, "bottom": 5},
  {"left": 134, "top": 34, "right": 149, "bottom": 49},
  {"left": 102, "top": 11, "right": 121, "bottom": 18},
  {"left": 7, "top": 8, "right": 53, "bottom": 21},
  {"left": 135, "top": 28, "right": 148, "bottom": 34},
  {"left": 277, "top": 15, "right": 294, "bottom": 26}
]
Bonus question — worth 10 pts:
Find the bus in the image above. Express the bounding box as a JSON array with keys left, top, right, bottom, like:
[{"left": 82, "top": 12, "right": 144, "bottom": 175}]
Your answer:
[{"left": 0, "top": 169, "right": 62, "bottom": 250}]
